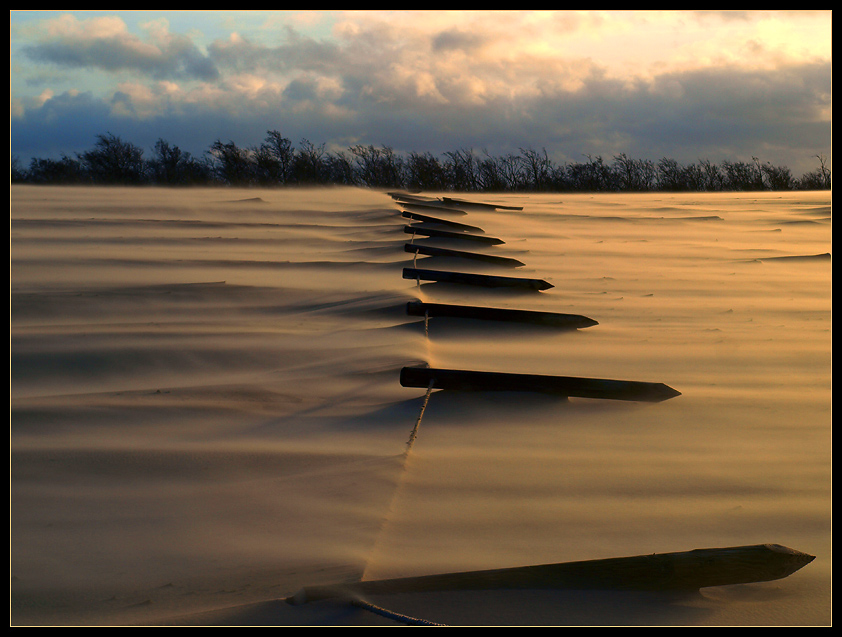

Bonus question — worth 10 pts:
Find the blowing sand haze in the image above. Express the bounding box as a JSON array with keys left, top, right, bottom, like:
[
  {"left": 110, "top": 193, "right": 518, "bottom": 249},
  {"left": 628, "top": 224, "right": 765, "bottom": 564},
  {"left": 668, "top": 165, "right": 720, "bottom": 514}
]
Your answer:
[{"left": 10, "top": 185, "right": 831, "bottom": 625}]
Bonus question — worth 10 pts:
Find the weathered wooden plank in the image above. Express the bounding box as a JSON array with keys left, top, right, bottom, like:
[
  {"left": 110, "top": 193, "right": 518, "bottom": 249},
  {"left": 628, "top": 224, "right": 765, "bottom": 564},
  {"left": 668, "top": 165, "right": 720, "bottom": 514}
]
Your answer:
[
  {"left": 403, "top": 267, "right": 553, "bottom": 291},
  {"left": 442, "top": 196, "right": 524, "bottom": 211},
  {"left": 287, "top": 544, "right": 815, "bottom": 604},
  {"left": 404, "top": 243, "right": 525, "bottom": 268},
  {"left": 399, "top": 201, "right": 469, "bottom": 216},
  {"left": 401, "top": 211, "right": 484, "bottom": 232},
  {"left": 406, "top": 300, "right": 598, "bottom": 329},
  {"left": 758, "top": 252, "right": 831, "bottom": 262},
  {"left": 388, "top": 191, "right": 524, "bottom": 212},
  {"left": 387, "top": 191, "right": 438, "bottom": 203},
  {"left": 403, "top": 226, "right": 505, "bottom": 245},
  {"left": 399, "top": 366, "right": 680, "bottom": 402}
]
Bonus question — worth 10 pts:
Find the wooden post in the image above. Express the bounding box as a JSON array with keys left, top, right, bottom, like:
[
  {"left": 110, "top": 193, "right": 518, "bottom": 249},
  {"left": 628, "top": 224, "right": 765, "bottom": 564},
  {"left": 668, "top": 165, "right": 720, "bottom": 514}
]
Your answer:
[
  {"left": 403, "top": 226, "right": 505, "bottom": 245},
  {"left": 400, "top": 366, "right": 680, "bottom": 402},
  {"left": 404, "top": 244, "right": 525, "bottom": 268},
  {"left": 399, "top": 201, "right": 469, "bottom": 216},
  {"left": 287, "top": 544, "right": 815, "bottom": 604},
  {"left": 441, "top": 196, "right": 524, "bottom": 211},
  {"left": 402, "top": 267, "right": 553, "bottom": 291},
  {"left": 388, "top": 192, "right": 523, "bottom": 211},
  {"left": 406, "top": 300, "right": 598, "bottom": 329},
  {"left": 401, "top": 211, "right": 484, "bottom": 232},
  {"left": 387, "top": 191, "right": 439, "bottom": 204}
]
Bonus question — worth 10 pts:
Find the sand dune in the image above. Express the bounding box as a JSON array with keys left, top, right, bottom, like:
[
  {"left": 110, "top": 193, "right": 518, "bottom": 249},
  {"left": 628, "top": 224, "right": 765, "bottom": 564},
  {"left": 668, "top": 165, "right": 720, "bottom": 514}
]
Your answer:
[{"left": 10, "top": 185, "right": 831, "bottom": 626}]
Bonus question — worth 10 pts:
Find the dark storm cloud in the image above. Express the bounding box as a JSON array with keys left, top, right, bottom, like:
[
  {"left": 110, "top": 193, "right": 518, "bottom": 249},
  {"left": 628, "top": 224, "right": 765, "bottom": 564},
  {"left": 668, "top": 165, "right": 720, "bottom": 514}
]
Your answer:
[
  {"left": 11, "top": 90, "right": 113, "bottom": 160},
  {"left": 431, "top": 29, "right": 488, "bottom": 53},
  {"left": 336, "top": 57, "right": 831, "bottom": 169},
  {"left": 21, "top": 22, "right": 219, "bottom": 81},
  {"left": 11, "top": 56, "right": 831, "bottom": 178},
  {"left": 10, "top": 12, "right": 831, "bottom": 178},
  {"left": 207, "top": 27, "right": 343, "bottom": 75}
]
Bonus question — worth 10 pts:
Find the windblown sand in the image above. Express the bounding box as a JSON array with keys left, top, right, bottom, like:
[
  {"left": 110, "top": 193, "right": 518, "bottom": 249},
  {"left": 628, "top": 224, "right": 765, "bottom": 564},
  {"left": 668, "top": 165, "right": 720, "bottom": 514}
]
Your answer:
[{"left": 10, "top": 185, "right": 831, "bottom": 626}]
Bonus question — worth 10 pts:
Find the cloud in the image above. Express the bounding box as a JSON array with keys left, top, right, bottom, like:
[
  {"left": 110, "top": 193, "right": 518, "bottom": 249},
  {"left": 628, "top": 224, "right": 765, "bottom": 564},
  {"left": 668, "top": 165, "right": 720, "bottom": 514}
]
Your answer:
[
  {"left": 9, "top": 11, "right": 831, "bottom": 177},
  {"left": 208, "top": 28, "right": 342, "bottom": 77},
  {"left": 21, "top": 14, "right": 219, "bottom": 81},
  {"left": 431, "top": 28, "right": 488, "bottom": 53}
]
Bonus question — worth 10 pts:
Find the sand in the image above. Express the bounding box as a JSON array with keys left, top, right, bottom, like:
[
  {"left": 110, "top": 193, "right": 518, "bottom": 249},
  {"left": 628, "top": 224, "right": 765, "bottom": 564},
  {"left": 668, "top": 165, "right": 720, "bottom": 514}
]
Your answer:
[{"left": 10, "top": 184, "right": 831, "bottom": 626}]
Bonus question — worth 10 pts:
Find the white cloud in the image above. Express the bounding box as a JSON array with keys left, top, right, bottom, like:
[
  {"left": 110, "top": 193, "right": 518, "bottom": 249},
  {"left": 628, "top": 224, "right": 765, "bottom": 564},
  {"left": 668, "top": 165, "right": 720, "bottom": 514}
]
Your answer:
[
  {"left": 9, "top": 10, "right": 832, "bottom": 177},
  {"left": 21, "top": 13, "right": 219, "bottom": 81}
]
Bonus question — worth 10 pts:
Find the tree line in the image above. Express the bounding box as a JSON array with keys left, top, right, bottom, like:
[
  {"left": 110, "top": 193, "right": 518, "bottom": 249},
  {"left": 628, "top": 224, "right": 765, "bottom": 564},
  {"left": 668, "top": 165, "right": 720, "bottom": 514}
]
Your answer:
[{"left": 11, "top": 130, "right": 831, "bottom": 192}]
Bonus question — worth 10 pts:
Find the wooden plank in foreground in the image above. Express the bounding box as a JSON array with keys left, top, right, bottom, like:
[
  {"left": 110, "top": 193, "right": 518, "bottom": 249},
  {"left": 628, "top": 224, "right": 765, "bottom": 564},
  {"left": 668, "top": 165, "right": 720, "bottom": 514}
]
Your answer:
[
  {"left": 287, "top": 543, "right": 815, "bottom": 604},
  {"left": 406, "top": 300, "right": 598, "bottom": 329},
  {"left": 404, "top": 225, "right": 505, "bottom": 245},
  {"left": 401, "top": 211, "right": 484, "bottom": 232},
  {"left": 400, "top": 366, "right": 680, "bottom": 402},
  {"left": 403, "top": 267, "right": 553, "bottom": 291},
  {"left": 404, "top": 243, "right": 525, "bottom": 268}
]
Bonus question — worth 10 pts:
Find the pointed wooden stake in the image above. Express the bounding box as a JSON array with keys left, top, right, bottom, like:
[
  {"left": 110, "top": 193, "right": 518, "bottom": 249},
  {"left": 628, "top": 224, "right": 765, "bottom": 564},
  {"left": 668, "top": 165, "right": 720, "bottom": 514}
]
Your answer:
[
  {"left": 400, "top": 366, "right": 680, "bottom": 402},
  {"left": 403, "top": 267, "right": 553, "bottom": 291},
  {"left": 404, "top": 243, "right": 525, "bottom": 267},
  {"left": 389, "top": 192, "right": 523, "bottom": 211},
  {"left": 399, "top": 201, "right": 469, "bottom": 215},
  {"left": 441, "top": 196, "right": 524, "bottom": 211},
  {"left": 287, "top": 544, "right": 815, "bottom": 604},
  {"left": 401, "top": 211, "right": 484, "bottom": 232},
  {"left": 403, "top": 226, "right": 504, "bottom": 245},
  {"left": 406, "top": 300, "right": 597, "bottom": 329}
]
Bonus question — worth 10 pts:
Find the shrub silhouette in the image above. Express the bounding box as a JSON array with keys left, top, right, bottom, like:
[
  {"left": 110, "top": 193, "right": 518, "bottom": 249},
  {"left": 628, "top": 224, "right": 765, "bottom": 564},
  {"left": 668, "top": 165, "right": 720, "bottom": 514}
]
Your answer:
[{"left": 11, "top": 131, "right": 831, "bottom": 191}]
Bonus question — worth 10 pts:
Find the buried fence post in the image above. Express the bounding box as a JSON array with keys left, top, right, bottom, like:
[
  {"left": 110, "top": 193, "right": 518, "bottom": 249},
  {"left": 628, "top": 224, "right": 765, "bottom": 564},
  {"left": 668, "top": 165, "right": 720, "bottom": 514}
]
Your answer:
[
  {"left": 403, "top": 267, "right": 553, "bottom": 291},
  {"left": 400, "top": 366, "right": 681, "bottom": 402},
  {"left": 403, "top": 225, "right": 505, "bottom": 245},
  {"left": 287, "top": 544, "right": 815, "bottom": 604},
  {"left": 404, "top": 243, "right": 525, "bottom": 268},
  {"left": 406, "top": 300, "right": 598, "bottom": 329}
]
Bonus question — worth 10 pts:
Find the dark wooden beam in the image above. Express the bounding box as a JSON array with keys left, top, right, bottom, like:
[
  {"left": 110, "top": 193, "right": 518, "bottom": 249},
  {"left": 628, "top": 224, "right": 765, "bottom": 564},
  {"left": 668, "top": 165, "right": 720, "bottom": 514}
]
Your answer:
[
  {"left": 403, "top": 226, "right": 505, "bottom": 245},
  {"left": 406, "top": 300, "right": 597, "bottom": 329},
  {"left": 442, "top": 196, "right": 524, "bottom": 211},
  {"left": 403, "top": 267, "right": 553, "bottom": 291},
  {"left": 387, "top": 191, "right": 523, "bottom": 211},
  {"left": 287, "top": 543, "right": 815, "bottom": 604},
  {"left": 401, "top": 211, "right": 484, "bottom": 232},
  {"left": 399, "top": 366, "right": 680, "bottom": 402},
  {"left": 404, "top": 244, "right": 525, "bottom": 268},
  {"left": 399, "top": 201, "right": 469, "bottom": 216}
]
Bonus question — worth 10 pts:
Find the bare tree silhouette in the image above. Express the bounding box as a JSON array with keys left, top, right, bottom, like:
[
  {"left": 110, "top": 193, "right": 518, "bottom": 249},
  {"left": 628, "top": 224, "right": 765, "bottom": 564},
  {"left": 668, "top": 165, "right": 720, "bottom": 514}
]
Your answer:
[{"left": 12, "top": 133, "right": 831, "bottom": 191}]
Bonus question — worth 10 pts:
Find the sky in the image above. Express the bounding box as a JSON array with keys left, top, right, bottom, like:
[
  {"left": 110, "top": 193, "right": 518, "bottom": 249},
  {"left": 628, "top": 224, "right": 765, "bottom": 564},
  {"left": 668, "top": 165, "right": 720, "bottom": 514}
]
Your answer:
[{"left": 9, "top": 10, "right": 832, "bottom": 177}]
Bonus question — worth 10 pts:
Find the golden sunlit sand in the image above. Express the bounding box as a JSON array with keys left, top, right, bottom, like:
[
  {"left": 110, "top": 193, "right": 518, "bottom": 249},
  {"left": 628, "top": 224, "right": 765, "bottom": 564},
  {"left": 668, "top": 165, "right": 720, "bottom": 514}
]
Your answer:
[{"left": 10, "top": 185, "right": 831, "bottom": 626}]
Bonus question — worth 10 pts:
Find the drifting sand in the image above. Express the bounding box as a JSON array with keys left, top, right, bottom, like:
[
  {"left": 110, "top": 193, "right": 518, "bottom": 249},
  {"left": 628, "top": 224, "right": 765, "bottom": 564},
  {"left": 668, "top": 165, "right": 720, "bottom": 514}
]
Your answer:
[{"left": 10, "top": 185, "right": 831, "bottom": 626}]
